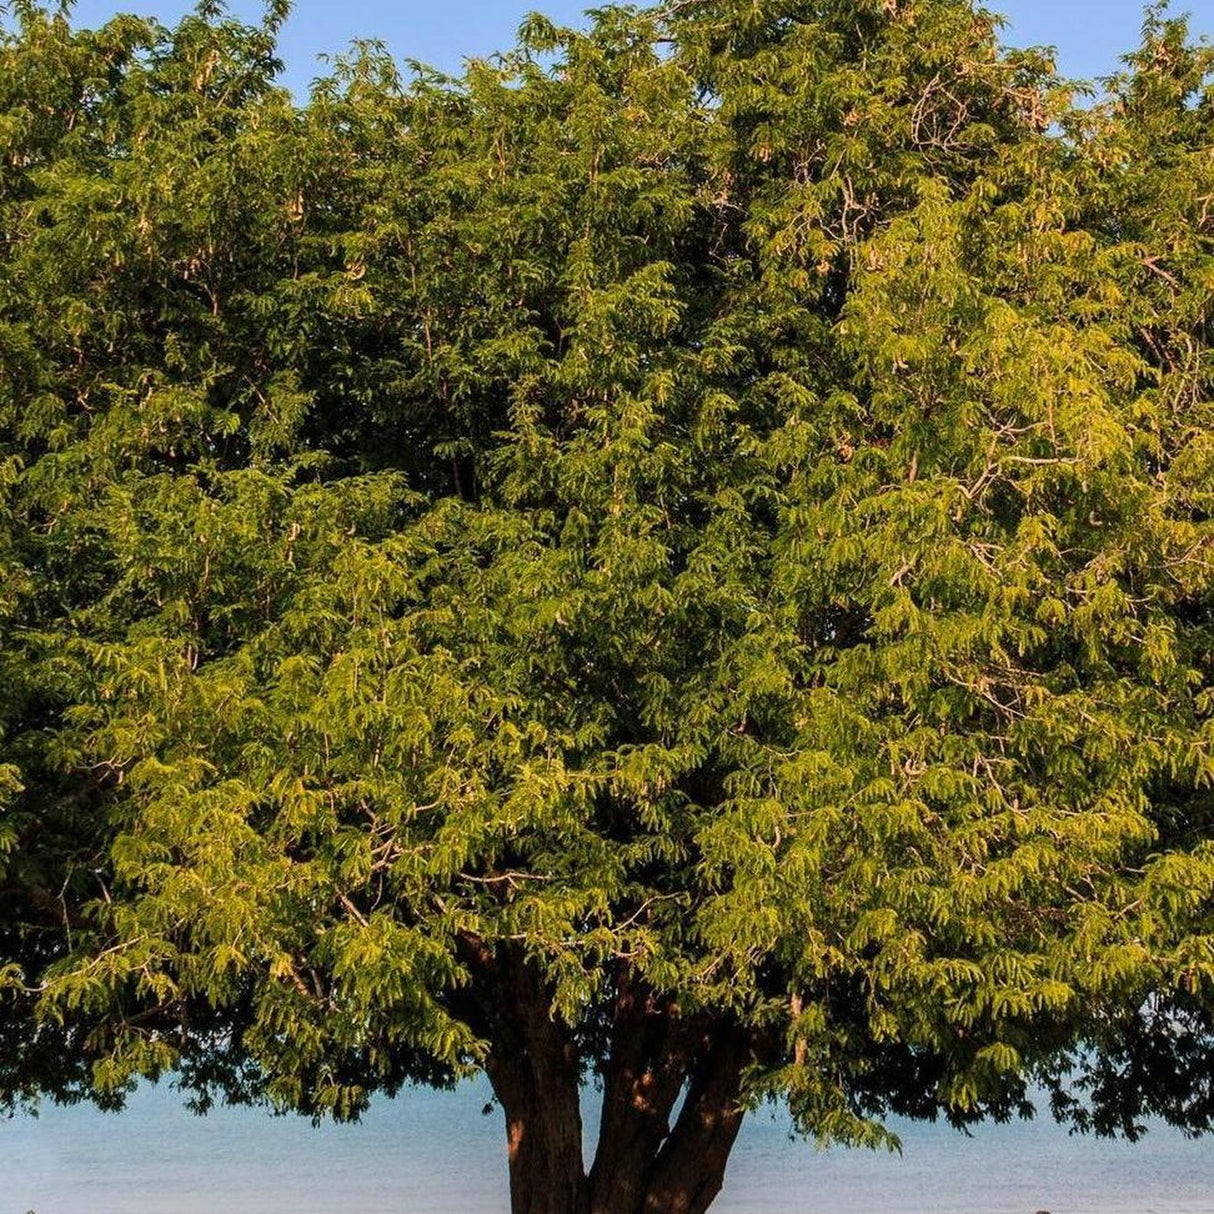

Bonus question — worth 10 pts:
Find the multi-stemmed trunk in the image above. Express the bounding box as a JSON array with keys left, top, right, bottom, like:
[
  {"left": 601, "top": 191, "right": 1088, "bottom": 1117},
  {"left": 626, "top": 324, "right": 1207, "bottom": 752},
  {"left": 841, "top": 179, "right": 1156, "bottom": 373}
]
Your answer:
[{"left": 455, "top": 941, "right": 754, "bottom": 1214}]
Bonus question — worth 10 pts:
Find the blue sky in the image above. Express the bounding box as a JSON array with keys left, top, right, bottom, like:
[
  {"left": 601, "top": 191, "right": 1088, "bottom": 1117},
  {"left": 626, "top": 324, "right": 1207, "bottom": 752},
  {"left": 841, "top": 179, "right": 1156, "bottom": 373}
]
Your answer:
[{"left": 61, "top": 0, "right": 1211, "bottom": 93}]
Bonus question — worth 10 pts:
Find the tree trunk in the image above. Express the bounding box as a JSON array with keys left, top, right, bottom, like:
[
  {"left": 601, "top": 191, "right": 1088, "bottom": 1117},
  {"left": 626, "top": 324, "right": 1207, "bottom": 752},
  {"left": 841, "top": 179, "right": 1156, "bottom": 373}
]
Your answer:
[
  {"left": 587, "top": 973, "right": 697, "bottom": 1214},
  {"left": 453, "top": 943, "right": 752, "bottom": 1214},
  {"left": 638, "top": 1023, "right": 749, "bottom": 1214},
  {"left": 586, "top": 996, "right": 749, "bottom": 1214},
  {"left": 487, "top": 1041, "right": 588, "bottom": 1214},
  {"left": 460, "top": 941, "right": 588, "bottom": 1214}
]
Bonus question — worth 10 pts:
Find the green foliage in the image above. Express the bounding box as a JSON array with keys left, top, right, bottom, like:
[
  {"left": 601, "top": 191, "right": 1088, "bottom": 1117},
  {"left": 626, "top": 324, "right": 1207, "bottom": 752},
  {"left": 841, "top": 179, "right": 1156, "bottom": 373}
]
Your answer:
[{"left": 0, "top": 0, "right": 1212, "bottom": 1171}]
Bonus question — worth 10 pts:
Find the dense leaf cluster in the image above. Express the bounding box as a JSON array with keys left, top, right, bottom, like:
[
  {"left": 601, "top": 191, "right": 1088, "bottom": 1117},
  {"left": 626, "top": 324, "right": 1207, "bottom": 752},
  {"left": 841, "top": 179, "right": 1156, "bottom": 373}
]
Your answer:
[{"left": 1, "top": 0, "right": 1212, "bottom": 1187}]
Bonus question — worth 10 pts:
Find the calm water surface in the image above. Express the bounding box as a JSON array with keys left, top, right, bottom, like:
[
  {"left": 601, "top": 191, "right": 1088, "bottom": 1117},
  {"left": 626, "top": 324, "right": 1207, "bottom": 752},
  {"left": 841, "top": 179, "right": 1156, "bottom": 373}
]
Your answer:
[{"left": 5, "top": 1078, "right": 1213, "bottom": 1214}]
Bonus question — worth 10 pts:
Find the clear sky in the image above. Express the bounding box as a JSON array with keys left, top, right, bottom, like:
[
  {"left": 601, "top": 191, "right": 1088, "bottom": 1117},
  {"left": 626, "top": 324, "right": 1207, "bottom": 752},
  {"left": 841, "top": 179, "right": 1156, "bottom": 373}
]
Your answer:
[{"left": 61, "top": 0, "right": 1212, "bottom": 94}]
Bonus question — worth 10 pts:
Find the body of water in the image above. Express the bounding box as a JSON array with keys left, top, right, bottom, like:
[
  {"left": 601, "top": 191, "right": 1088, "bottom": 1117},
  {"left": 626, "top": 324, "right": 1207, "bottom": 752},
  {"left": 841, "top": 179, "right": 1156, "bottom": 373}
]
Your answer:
[{"left": 5, "top": 1078, "right": 1213, "bottom": 1213}]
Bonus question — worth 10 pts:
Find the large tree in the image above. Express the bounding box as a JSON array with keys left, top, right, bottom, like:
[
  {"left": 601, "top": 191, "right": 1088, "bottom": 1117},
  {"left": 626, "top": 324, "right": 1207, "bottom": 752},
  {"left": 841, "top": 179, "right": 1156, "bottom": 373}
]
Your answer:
[{"left": 1, "top": 1, "right": 1212, "bottom": 1211}]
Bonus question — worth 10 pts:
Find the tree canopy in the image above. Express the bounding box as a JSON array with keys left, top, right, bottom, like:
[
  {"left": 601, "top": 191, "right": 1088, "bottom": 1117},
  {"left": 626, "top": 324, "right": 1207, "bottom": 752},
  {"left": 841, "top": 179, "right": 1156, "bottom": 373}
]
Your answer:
[{"left": 1, "top": 1, "right": 1212, "bottom": 1211}]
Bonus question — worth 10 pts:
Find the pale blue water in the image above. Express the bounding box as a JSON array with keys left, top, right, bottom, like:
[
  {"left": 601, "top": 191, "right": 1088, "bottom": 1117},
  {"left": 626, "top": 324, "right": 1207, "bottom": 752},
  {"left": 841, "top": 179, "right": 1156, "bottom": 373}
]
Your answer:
[{"left": 4, "top": 1078, "right": 1213, "bottom": 1214}]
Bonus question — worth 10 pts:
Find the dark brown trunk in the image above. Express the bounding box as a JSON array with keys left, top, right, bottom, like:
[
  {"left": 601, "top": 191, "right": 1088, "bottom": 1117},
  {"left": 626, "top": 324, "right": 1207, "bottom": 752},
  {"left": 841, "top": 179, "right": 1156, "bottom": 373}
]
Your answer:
[
  {"left": 455, "top": 937, "right": 587, "bottom": 1214},
  {"left": 639, "top": 1023, "right": 750, "bottom": 1214},
  {"left": 487, "top": 1044, "right": 587, "bottom": 1214},
  {"left": 450, "top": 943, "right": 751, "bottom": 1214},
  {"left": 586, "top": 974, "right": 696, "bottom": 1214}
]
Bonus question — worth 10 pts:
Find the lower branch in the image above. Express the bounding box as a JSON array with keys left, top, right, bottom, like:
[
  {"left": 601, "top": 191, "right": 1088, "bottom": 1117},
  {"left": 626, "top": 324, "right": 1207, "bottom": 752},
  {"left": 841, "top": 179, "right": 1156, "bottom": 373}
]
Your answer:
[
  {"left": 640, "top": 1022, "right": 751, "bottom": 1214},
  {"left": 587, "top": 973, "right": 697, "bottom": 1214}
]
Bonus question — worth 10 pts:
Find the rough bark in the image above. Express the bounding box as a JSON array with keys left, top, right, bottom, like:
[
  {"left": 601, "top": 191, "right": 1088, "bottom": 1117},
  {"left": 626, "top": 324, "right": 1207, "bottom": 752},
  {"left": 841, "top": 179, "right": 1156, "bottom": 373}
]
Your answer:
[
  {"left": 487, "top": 1034, "right": 588, "bottom": 1214},
  {"left": 586, "top": 973, "right": 697, "bottom": 1214},
  {"left": 451, "top": 944, "right": 753, "bottom": 1214},
  {"left": 639, "top": 1023, "right": 750, "bottom": 1214},
  {"left": 455, "top": 937, "right": 588, "bottom": 1214}
]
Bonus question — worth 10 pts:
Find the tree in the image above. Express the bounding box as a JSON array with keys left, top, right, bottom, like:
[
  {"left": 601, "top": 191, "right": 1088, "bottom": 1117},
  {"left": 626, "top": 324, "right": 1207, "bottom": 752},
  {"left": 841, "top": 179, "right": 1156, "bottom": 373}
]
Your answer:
[{"left": 1, "top": 1, "right": 1212, "bottom": 1211}]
